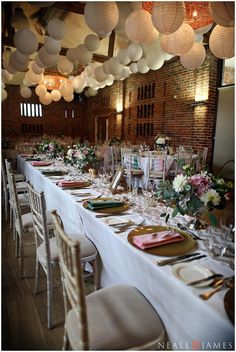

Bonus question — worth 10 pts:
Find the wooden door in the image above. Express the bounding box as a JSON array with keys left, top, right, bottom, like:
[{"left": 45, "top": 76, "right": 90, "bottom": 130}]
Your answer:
[{"left": 96, "top": 116, "right": 108, "bottom": 145}]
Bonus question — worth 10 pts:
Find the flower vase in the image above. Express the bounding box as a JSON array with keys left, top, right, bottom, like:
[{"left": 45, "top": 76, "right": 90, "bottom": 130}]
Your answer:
[{"left": 187, "top": 212, "right": 207, "bottom": 230}]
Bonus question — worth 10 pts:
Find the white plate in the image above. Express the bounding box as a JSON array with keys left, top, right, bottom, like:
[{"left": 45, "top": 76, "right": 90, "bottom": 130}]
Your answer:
[
  {"left": 104, "top": 216, "right": 130, "bottom": 226},
  {"left": 172, "top": 263, "right": 213, "bottom": 287}
]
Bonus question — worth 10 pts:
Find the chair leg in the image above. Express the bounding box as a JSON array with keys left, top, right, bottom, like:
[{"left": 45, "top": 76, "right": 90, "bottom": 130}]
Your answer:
[
  {"left": 34, "top": 258, "right": 40, "bottom": 294},
  {"left": 46, "top": 269, "right": 53, "bottom": 329},
  {"left": 9, "top": 206, "right": 13, "bottom": 229},
  {"left": 4, "top": 194, "right": 8, "bottom": 221},
  {"left": 19, "top": 237, "right": 24, "bottom": 279},
  {"left": 92, "top": 258, "right": 99, "bottom": 291},
  {"left": 62, "top": 328, "right": 70, "bottom": 350}
]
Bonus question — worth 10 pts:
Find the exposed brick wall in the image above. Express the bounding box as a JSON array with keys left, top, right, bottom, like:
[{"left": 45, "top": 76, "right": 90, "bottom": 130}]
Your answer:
[{"left": 2, "top": 50, "right": 220, "bottom": 164}]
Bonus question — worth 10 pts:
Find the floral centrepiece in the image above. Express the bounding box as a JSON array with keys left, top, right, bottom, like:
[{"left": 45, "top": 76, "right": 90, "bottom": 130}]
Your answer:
[
  {"left": 64, "top": 144, "right": 98, "bottom": 172},
  {"left": 155, "top": 135, "right": 170, "bottom": 150},
  {"left": 36, "top": 138, "right": 64, "bottom": 159},
  {"left": 156, "top": 171, "right": 233, "bottom": 226}
]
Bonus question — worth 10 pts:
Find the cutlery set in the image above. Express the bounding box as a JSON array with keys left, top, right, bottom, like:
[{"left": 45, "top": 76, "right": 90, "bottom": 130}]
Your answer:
[
  {"left": 157, "top": 252, "right": 202, "bottom": 266},
  {"left": 177, "top": 223, "right": 203, "bottom": 240},
  {"left": 199, "top": 277, "right": 234, "bottom": 300}
]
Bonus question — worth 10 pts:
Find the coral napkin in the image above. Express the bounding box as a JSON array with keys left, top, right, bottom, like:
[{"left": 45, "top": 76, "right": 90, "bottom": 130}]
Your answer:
[
  {"left": 133, "top": 230, "right": 184, "bottom": 250},
  {"left": 57, "top": 180, "right": 88, "bottom": 188},
  {"left": 31, "top": 161, "right": 53, "bottom": 166}
]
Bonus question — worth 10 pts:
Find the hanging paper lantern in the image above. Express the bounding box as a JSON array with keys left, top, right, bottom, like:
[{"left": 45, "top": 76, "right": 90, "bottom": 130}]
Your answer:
[
  {"left": 125, "top": 9, "right": 159, "bottom": 44},
  {"left": 2, "top": 89, "right": 7, "bottom": 101},
  {"left": 60, "top": 82, "right": 73, "bottom": 97},
  {"left": 143, "top": 39, "right": 165, "bottom": 70},
  {"left": 39, "top": 92, "right": 52, "bottom": 105},
  {"left": 20, "top": 86, "right": 32, "bottom": 98},
  {"left": 14, "top": 29, "right": 38, "bottom": 55},
  {"left": 32, "top": 62, "right": 45, "bottom": 75},
  {"left": 84, "top": 34, "right": 100, "bottom": 52},
  {"left": 9, "top": 53, "right": 28, "bottom": 72},
  {"left": 44, "top": 36, "right": 61, "bottom": 55},
  {"left": 47, "top": 18, "right": 65, "bottom": 40},
  {"left": 63, "top": 94, "right": 74, "bottom": 102},
  {"left": 12, "top": 50, "right": 29, "bottom": 66},
  {"left": 160, "top": 23, "right": 195, "bottom": 55},
  {"left": 94, "top": 66, "right": 109, "bottom": 82},
  {"left": 102, "top": 60, "right": 110, "bottom": 74},
  {"left": 209, "top": 2, "right": 234, "bottom": 27},
  {"left": 75, "top": 45, "right": 93, "bottom": 65},
  {"left": 2, "top": 69, "right": 13, "bottom": 83},
  {"left": 38, "top": 47, "right": 59, "bottom": 67},
  {"left": 84, "top": 2, "right": 119, "bottom": 37},
  {"left": 51, "top": 89, "right": 62, "bottom": 102},
  {"left": 87, "top": 87, "right": 98, "bottom": 96},
  {"left": 107, "top": 57, "right": 123, "bottom": 76},
  {"left": 35, "top": 84, "right": 47, "bottom": 97},
  {"left": 57, "top": 57, "right": 73, "bottom": 75},
  {"left": 66, "top": 48, "right": 77, "bottom": 63},
  {"left": 127, "top": 42, "right": 143, "bottom": 61},
  {"left": 117, "top": 49, "right": 131, "bottom": 65},
  {"left": 209, "top": 25, "right": 234, "bottom": 59},
  {"left": 137, "top": 58, "right": 150, "bottom": 73},
  {"left": 180, "top": 42, "right": 206, "bottom": 69},
  {"left": 151, "top": 1, "right": 185, "bottom": 35},
  {"left": 35, "top": 55, "right": 46, "bottom": 68},
  {"left": 129, "top": 62, "right": 138, "bottom": 73}
]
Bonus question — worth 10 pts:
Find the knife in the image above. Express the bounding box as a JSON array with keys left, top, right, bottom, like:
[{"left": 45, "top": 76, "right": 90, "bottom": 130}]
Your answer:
[
  {"left": 96, "top": 212, "right": 132, "bottom": 218},
  {"left": 187, "top": 274, "right": 224, "bottom": 286},
  {"left": 169, "top": 254, "right": 207, "bottom": 266},
  {"left": 177, "top": 223, "right": 203, "bottom": 240},
  {"left": 157, "top": 252, "right": 201, "bottom": 266}
]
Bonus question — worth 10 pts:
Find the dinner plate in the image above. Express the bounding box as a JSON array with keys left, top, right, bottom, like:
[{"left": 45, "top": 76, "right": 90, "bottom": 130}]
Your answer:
[
  {"left": 172, "top": 263, "right": 213, "bottom": 287},
  {"left": 83, "top": 197, "right": 129, "bottom": 213},
  {"left": 224, "top": 288, "right": 234, "bottom": 324},
  {"left": 127, "top": 225, "right": 196, "bottom": 256},
  {"left": 104, "top": 216, "right": 130, "bottom": 226}
]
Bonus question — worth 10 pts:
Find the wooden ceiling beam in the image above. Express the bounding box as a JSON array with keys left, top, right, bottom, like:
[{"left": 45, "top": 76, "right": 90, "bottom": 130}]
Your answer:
[{"left": 53, "top": 2, "right": 85, "bottom": 15}]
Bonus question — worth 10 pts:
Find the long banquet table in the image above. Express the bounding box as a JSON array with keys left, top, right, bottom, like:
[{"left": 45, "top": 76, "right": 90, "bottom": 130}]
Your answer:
[{"left": 18, "top": 156, "right": 234, "bottom": 350}]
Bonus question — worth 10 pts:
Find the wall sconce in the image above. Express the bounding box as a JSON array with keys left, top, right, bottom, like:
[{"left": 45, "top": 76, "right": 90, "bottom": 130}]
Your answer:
[
  {"left": 116, "top": 100, "right": 123, "bottom": 113},
  {"left": 190, "top": 100, "right": 207, "bottom": 107}
]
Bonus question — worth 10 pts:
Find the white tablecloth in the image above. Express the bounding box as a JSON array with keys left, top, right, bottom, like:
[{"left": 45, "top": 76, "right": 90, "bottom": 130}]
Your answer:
[{"left": 18, "top": 157, "right": 234, "bottom": 350}]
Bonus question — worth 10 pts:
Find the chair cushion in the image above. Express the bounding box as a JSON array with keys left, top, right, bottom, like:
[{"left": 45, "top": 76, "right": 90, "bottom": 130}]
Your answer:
[
  {"left": 18, "top": 193, "right": 29, "bottom": 205},
  {"left": 37, "top": 237, "right": 59, "bottom": 265},
  {"left": 66, "top": 285, "right": 165, "bottom": 350},
  {"left": 22, "top": 211, "right": 53, "bottom": 230},
  {"left": 70, "top": 233, "right": 97, "bottom": 260},
  {"left": 16, "top": 181, "right": 27, "bottom": 193},
  {"left": 15, "top": 173, "right": 25, "bottom": 182}
]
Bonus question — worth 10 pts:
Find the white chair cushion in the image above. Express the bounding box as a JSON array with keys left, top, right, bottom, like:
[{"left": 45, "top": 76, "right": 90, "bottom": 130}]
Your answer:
[
  {"left": 66, "top": 285, "right": 165, "bottom": 350},
  {"left": 16, "top": 181, "right": 27, "bottom": 193},
  {"left": 72, "top": 233, "right": 97, "bottom": 260},
  {"left": 15, "top": 173, "right": 25, "bottom": 182},
  {"left": 18, "top": 193, "right": 29, "bottom": 205},
  {"left": 37, "top": 237, "right": 59, "bottom": 265},
  {"left": 22, "top": 211, "right": 53, "bottom": 230}
]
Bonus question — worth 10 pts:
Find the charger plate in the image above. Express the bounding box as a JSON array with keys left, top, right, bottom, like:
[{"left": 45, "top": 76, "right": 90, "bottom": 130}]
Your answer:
[
  {"left": 83, "top": 197, "right": 129, "bottom": 213},
  {"left": 60, "top": 181, "right": 91, "bottom": 189},
  {"left": 224, "top": 288, "right": 234, "bottom": 324},
  {"left": 127, "top": 225, "right": 196, "bottom": 256}
]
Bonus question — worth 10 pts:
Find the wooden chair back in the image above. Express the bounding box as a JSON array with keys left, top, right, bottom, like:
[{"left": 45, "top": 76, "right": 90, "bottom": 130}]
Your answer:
[{"left": 51, "top": 210, "right": 89, "bottom": 350}]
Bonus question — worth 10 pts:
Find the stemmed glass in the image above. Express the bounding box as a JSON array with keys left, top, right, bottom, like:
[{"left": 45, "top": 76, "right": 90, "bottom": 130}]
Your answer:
[{"left": 141, "top": 181, "right": 153, "bottom": 215}]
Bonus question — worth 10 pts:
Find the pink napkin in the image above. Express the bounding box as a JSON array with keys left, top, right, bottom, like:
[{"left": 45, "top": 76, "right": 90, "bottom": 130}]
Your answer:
[
  {"left": 57, "top": 180, "right": 88, "bottom": 188},
  {"left": 133, "top": 230, "right": 184, "bottom": 250},
  {"left": 31, "top": 161, "right": 53, "bottom": 166},
  {"left": 20, "top": 153, "right": 34, "bottom": 157}
]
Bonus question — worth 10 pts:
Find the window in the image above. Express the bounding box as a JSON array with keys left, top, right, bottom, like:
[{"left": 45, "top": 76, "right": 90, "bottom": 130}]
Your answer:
[
  {"left": 221, "top": 58, "right": 235, "bottom": 86},
  {"left": 20, "top": 103, "right": 43, "bottom": 117}
]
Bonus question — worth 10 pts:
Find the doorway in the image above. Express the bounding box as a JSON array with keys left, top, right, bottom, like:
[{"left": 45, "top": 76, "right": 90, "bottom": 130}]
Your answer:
[{"left": 95, "top": 116, "right": 109, "bottom": 145}]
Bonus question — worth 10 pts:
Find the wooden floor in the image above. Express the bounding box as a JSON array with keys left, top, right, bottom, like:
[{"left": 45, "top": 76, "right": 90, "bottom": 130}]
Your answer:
[{"left": 2, "top": 210, "right": 94, "bottom": 351}]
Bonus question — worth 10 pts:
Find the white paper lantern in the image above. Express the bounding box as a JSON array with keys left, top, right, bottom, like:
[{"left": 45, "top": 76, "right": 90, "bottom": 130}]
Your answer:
[
  {"left": 35, "top": 84, "right": 47, "bottom": 97},
  {"left": 75, "top": 45, "right": 93, "bottom": 65},
  {"left": 63, "top": 94, "right": 74, "bottom": 102},
  {"left": 38, "top": 47, "right": 59, "bottom": 67},
  {"left": 44, "top": 36, "right": 61, "bottom": 55},
  {"left": 129, "top": 62, "right": 138, "bottom": 73},
  {"left": 39, "top": 92, "right": 52, "bottom": 105},
  {"left": 47, "top": 18, "right": 65, "bottom": 40},
  {"left": 102, "top": 60, "right": 110, "bottom": 74},
  {"left": 209, "top": 25, "right": 234, "bottom": 59},
  {"left": 2, "top": 89, "right": 7, "bottom": 101},
  {"left": 25, "top": 70, "right": 44, "bottom": 85},
  {"left": 137, "top": 58, "right": 150, "bottom": 73},
  {"left": 195, "top": 24, "right": 213, "bottom": 35},
  {"left": 57, "top": 57, "right": 73, "bottom": 75},
  {"left": 143, "top": 39, "right": 165, "bottom": 70},
  {"left": 2, "top": 69, "right": 13, "bottom": 83},
  {"left": 125, "top": 9, "right": 159, "bottom": 44},
  {"left": 12, "top": 50, "right": 29, "bottom": 66},
  {"left": 121, "top": 67, "right": 130, "bottom": 79},
  {"left": 5, "top": 62, "right": 16, "bottom": 75},
  {"left": 209, "top": 2, "right": 234, "bottom": 27},
  {"left": 94, "top": 66, "right": 109, "bottom": 82},
  {"left": 127, "top": 42, "right": 143, "bottom": 61},
  {"left": 60, "top": 82, "right": 73, "bottom": 97},
  {"left": 180, "top": 43, "right": 206, "bottom": 69},
  {"left": 84, "top": 90, "right": 90, "bottom": 97},
  {"left": 151, "top": 2, "right": 185, "bottom": 35},
  {"left": 107, "top": 57, "right": 123, "bottom": 76},
  {"left": 20, "top": 86, "right": 32, "bottom": 98},
  {"left": 66, "top": 48, "right": 77, "bottom": 63},
  {"left": 35, "top": 55, "right": 47, "bottom": 68},
  {"left": 84, "top": 2, "right": 119, "bottom": 37},
  {"left": 106, "top": 78, "right": 114, "bottom": 86},
  {"left": 51, "top": 89, "right": 61, "bottom": 101},
  {"left": 117, "top": 49, "right": 131, "bottom": 65},
  {"left": 160, "top": 23, "right": 195, "bottom": 55},
  {"left": 14, "top": 29, "right": 38, "bottom": 55},
  {"left": 84, "top": 34, "right": 100, "bottom": 52},
  {"left": 32, "top": 62, "right": 45, "bottom": 75},
  {"left": 87, "top": 87, "right": 98, "bottom": 96},
  {"left": 9, "top": 53, "right": 28, "bottom": 72}
]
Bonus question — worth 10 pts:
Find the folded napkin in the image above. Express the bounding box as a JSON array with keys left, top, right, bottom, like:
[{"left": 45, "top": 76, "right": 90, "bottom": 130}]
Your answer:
[
  {"left": 133, "top": 230, "right": 184, "bottom": 250},
  {"left": 31, "top": 161, "right": 53, "bottom": 166},
  {"left": 26, "top": 157, "right": 42, "bottom": 161},
  {"left": 87, "top": 199, "right": 124, "bottom": 210},
  {"left": 42, "top": 170, "right": 67, "bottom": 176},
  {"left": 20, "top": 153, "right": 34, "bottom": 157},
  {"left": 57, "top": 180, "right": 88, "bottom": 188}
]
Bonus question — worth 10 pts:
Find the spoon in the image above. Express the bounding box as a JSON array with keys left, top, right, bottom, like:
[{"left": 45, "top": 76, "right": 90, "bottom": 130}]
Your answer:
[{"left": 199, "top": 279, "right": 234, "bottom": 300}]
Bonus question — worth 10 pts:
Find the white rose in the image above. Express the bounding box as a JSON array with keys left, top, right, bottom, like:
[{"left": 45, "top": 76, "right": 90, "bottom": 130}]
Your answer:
[
  {"left": 173, "top": 174, "right": 187, "bottom": 193},
  {"left": 156, "top": 137, "right": 166, "bottom": 145},
  {"left": 67, "top": 148, "right": 73, "bottom": 156},
  {"left": 200, "top": 189, "right": 221, "bottom": 206}
]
